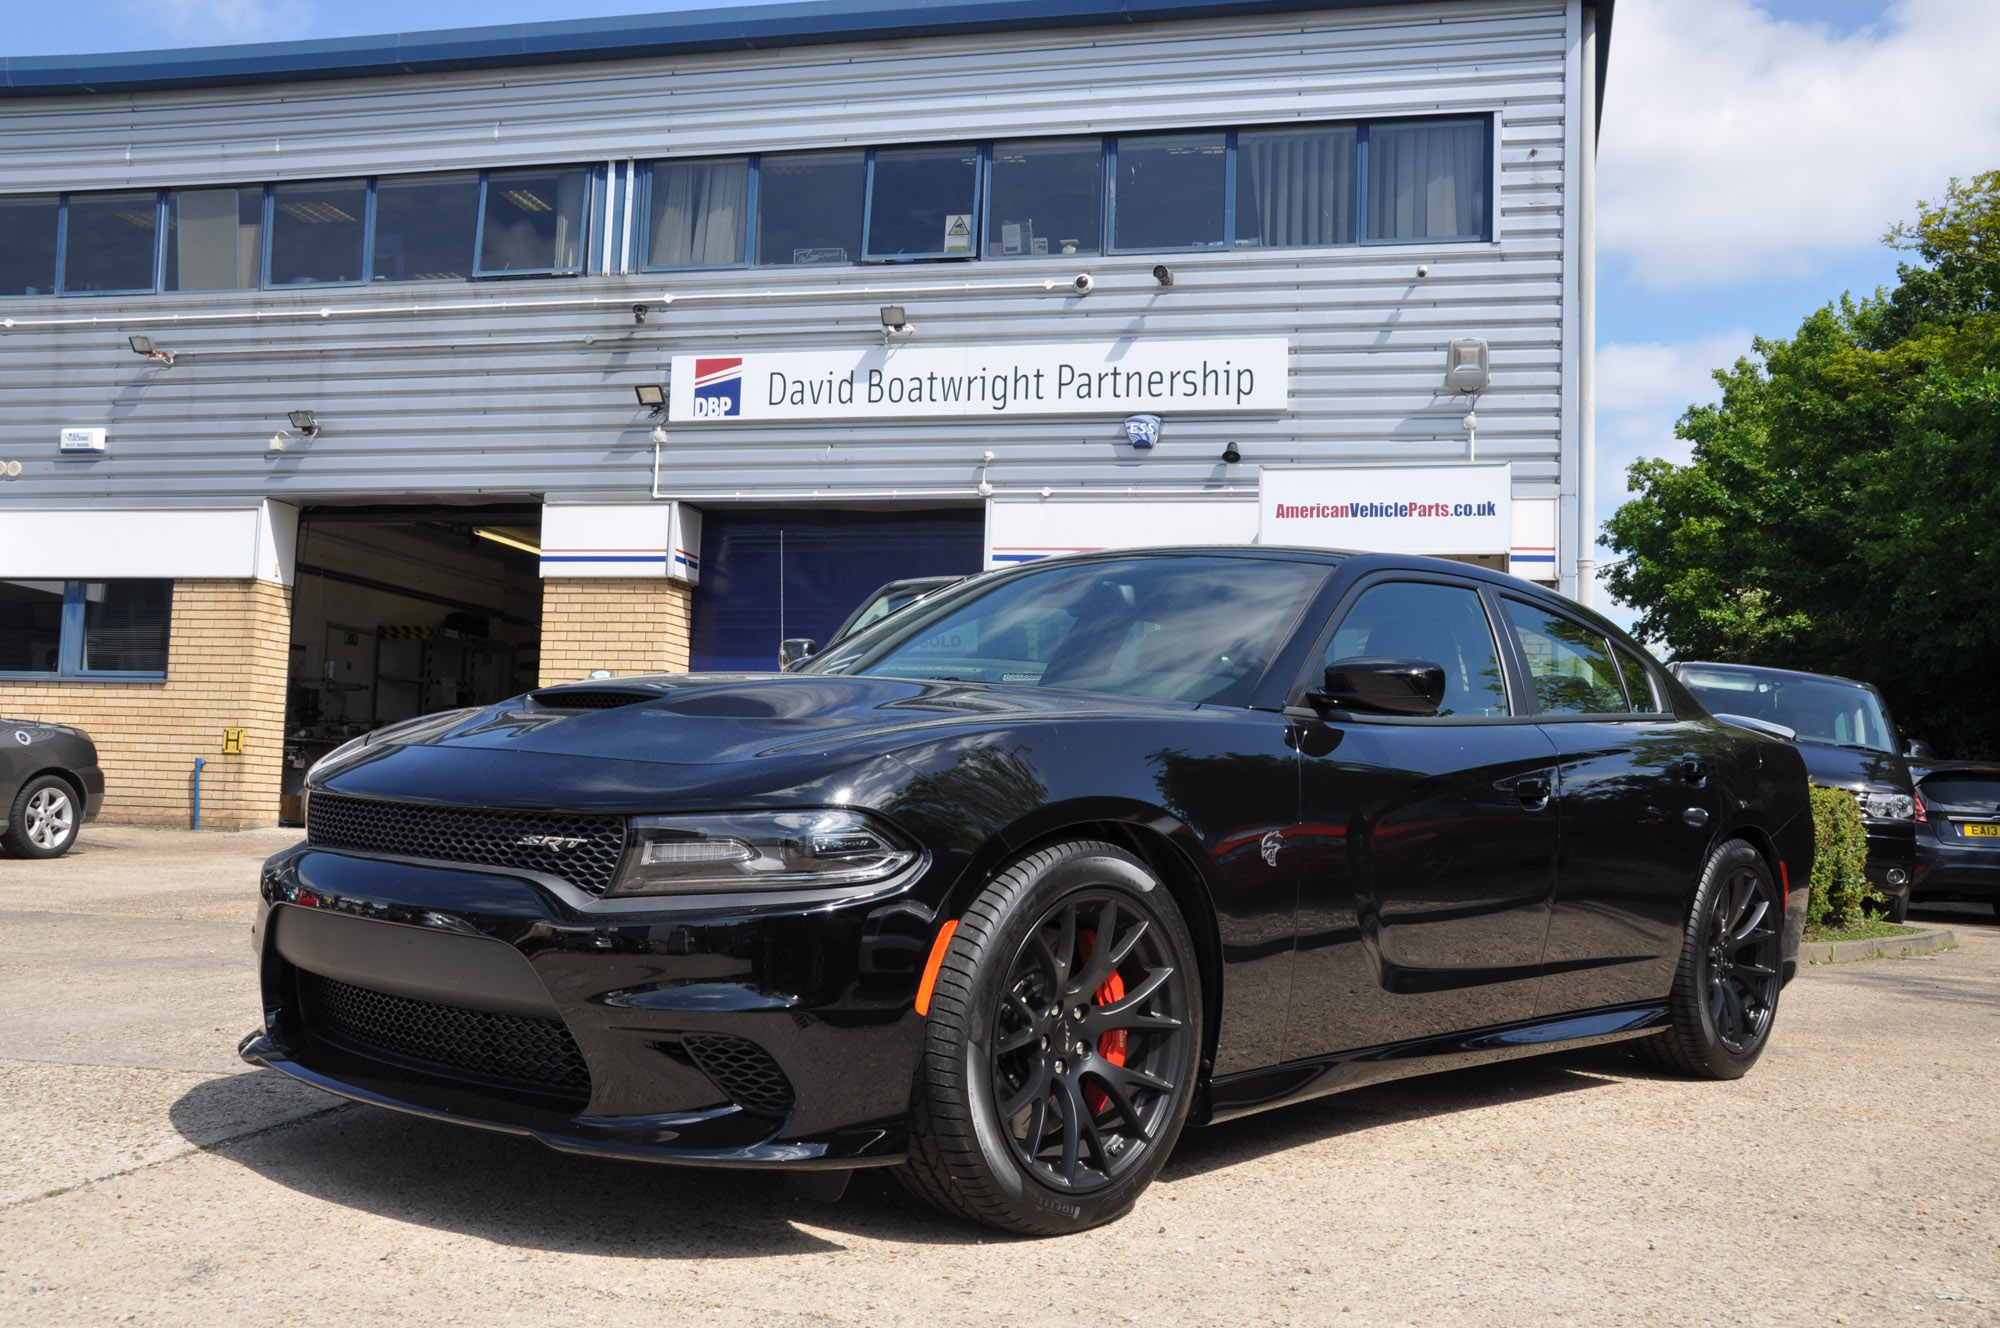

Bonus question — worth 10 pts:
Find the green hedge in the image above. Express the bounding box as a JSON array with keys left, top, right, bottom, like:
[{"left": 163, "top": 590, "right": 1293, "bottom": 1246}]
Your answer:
[{"left": 1807, "top": 785, "right": 1877, "bottom": 929}]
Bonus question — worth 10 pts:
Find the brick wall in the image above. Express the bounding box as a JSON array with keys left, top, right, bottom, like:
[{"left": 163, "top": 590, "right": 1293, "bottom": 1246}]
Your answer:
[
  {"left": 0, "top": 579, "right": 291, "bottom": 830},
  {"left": 538, "top": 578, "right": 693, "bottom": 687}
]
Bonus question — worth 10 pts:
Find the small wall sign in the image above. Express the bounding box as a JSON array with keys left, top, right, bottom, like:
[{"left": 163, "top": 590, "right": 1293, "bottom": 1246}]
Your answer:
[
  {"left": 59, "top": 427, "right": 108, "bottom": 454},
  {"left": 221, "top": 728, "right": 244, "bottom": 754}
]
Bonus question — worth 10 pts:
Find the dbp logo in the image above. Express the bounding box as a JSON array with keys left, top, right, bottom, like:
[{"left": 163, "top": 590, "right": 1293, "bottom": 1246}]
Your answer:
[{"left": 691, "top": 357, "right": 743, "bottom": 418}]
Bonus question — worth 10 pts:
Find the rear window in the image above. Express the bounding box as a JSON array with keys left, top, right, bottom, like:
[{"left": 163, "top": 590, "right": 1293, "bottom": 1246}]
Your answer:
[{"left": 1921, "top": 776, "right": 2000, "bottom": 809}]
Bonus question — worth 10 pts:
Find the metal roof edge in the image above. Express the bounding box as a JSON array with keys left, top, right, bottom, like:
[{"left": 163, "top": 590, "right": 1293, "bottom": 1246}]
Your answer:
[{"left": 0, "top": 0, "right": 1573, "bottom": 98}]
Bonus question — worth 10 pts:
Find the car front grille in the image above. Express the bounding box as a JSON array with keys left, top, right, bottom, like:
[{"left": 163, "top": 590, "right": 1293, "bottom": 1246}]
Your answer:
[
  {"left": 306, "top": 790, "right": 627, "bottom": 895},
  {"left": 681, "top": 1033, "right": 796, "bottom": 1117},
  {"left": 298, "top": 970, "right": 591, "bottom": 1101}
]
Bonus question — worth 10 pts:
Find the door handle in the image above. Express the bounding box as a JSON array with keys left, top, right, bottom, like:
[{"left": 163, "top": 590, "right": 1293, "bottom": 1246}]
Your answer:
[
  {"left": 1679, "top": 755, "right": 1708, "bottom": 788},
  {"left": 1514, "top": 775, "right": 1552, "bottom": 811}
]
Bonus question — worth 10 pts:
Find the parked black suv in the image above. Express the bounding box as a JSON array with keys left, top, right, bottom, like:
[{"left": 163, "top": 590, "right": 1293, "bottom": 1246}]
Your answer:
[{"left": 1668, "top": 663, "right": 1918, "bottom": 921}]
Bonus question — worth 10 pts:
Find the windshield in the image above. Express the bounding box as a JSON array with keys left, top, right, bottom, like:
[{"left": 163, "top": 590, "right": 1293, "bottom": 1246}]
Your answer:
[
  {"left": 803, "top": 554, "right": 1328, "bottom": 705},
  {"left": 1678, "top": 666, "right": 1897, "bottom": 753}
]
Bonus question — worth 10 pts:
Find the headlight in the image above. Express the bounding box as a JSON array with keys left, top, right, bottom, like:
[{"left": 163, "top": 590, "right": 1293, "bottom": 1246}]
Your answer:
[
  {"left": 1854, "top": 790, "right": 1915, "bottom": 821},
  {"left": 307, "top": 707, "right": 483, "bottom": 783},
  {"left": 608, "top": 809, "right": 921, "bottom": 896}
]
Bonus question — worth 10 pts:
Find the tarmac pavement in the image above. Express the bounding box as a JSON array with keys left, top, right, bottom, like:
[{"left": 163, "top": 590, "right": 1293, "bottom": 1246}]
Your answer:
[{"left": 1, "top": 825, "right": 1995, "bottom": 1326}]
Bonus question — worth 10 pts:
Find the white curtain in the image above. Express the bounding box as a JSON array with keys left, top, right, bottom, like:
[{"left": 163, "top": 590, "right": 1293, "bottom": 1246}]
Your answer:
[
  {"left": 1238, "top": 126, "right": 1356, "bottom": 248},
  {"left": 650, "top": 159, "right": 749, "bottom": 267},
  {"left": 1367, "top": 121, "right": 1485, "bottom": 240}
]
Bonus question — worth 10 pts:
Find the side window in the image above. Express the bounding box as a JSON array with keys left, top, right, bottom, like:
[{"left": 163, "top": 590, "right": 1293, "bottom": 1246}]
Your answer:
[
  {"left": 1614, "top": 647, "right": 1660, "bottom": 713},
  {"left": 1321, "top": 581, "right": 1509, "bottom": 717},
  {"left": 1500, "top": 598, "right": 1627, "bottom": 715}
]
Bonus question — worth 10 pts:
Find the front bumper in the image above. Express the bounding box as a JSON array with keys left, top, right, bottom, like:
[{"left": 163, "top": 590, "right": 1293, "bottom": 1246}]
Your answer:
[
  {"left": 243, "top": 844, "right": 939, "bottom": 1168},
  {"left": 1862, "top": 821, "right": 1918, "bottom": 903}
]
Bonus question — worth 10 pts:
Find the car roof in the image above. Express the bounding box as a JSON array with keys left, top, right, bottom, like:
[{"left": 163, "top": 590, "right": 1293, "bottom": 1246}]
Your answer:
[{"left": 1670, "top": 660, "right": 1880, "bottom": 692}]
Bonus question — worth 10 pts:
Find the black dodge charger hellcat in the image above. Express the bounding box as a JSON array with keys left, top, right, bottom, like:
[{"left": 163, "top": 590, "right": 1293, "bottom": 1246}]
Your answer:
[{"left": 243, "top": 549, "right": 1814, "bottom": 1234}]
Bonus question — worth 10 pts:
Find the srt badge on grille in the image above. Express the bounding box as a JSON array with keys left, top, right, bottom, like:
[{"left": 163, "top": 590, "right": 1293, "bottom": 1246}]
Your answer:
[{"left": 517, "top": 834, "right": 590, "bottom": 851}]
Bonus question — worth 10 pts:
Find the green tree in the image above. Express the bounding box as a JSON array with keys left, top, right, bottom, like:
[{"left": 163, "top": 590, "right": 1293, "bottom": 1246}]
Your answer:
[{"left": 1604, "top": 172, "right": 2000, "bottom": 757}]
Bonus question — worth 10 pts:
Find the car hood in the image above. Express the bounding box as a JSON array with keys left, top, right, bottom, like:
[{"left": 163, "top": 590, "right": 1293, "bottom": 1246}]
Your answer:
[
  {"left": 1793, "top": 738, "right": 1910, "bottom": 794},
  {"left": 357, "top": 673, "right": 1198, "bottom": 769}
]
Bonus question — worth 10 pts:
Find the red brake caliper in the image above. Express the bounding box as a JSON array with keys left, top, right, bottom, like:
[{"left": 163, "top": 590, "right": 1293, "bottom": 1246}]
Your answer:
[{"left": 1077, "top": 931, "right": 1127, "bottom": 1115}]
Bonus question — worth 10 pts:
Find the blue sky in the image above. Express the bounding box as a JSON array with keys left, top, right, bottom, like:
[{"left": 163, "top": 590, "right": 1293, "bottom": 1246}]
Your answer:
[{"left": 8, "top": 1, "right": 1994, "bottom": 635}]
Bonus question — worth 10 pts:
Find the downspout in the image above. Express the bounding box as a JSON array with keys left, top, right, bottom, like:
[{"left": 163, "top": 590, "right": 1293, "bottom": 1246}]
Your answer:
[{"left": 1575, "top": 3, "right": 1600, "bottom": 606}]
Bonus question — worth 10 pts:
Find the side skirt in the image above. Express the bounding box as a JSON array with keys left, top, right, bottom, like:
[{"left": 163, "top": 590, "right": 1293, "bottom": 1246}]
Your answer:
[{"left": 1199, "top": 1002, "right": 1669, "bottom": 1125}]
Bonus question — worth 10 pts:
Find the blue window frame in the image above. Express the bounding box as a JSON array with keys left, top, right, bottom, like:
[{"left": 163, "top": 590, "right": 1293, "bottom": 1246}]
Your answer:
[
  {"left": 474, "top": 166, "right": 592, "bottom": 277},
  {"left": 55, "top": 190, "right": 166, "bottom": 296},
  {"left": 862, "top": 143, "right": 982, "bottom": 262},
  {"left": 0, "top": 579, "right": 172, "bottom": 680}
]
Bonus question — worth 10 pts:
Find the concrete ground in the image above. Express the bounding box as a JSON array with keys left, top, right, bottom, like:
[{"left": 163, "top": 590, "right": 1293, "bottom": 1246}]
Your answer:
[{"left": 1, "top": 826, "right": 1994, "bottom": 1327}]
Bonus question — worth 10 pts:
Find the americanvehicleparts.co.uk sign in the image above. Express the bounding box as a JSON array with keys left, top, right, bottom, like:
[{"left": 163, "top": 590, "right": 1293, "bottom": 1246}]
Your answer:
[
  {"left": 1260, "top": 463, "right": 1513, "bottom": 556},
  {"left": 666, "top": 339, "right": 1289, "bottom": 422}
]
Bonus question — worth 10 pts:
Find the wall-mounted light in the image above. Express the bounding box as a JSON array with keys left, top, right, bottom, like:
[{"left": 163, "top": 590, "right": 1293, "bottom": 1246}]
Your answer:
[
  {"left": 286, "top": 410, "right": 321, "bottom": 439},
  {"left": 1152, "top": 264, "right": 1175, "bottom": 287},
  {"left": 1445, "top": 338, "right": 1491, "bottom": 394},
  {"left": 128, "top": 334, "right": 175, "bottom": 366},
  {"left": 880, "top": 305, "right": 915, "bottom": 342},
  {"left": 634, "top": 384, "right": 666, "bottom": 415}
]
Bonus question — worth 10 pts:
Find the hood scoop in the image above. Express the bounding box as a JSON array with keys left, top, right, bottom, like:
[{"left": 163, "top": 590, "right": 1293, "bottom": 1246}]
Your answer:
[{"left": 530, "top": 687, "right": 658, "bottom": 710}]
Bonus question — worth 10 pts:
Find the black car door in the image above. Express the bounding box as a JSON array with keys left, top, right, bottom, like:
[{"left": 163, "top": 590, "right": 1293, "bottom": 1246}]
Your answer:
[
  {"left": 1285, "top": 575, "right": 1561, "bottom": 1061},
  {"left": 1492, "top": 595, "right": 1720, "bottom": 1015}
]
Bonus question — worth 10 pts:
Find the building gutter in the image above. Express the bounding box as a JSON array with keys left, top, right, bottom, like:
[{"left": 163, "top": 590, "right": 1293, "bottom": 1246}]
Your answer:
[{"left": 1575, "top": 2, "right": 1599, "bottom": 607}]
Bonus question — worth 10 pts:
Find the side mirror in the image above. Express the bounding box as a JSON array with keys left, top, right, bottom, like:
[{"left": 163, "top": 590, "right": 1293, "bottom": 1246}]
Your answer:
[
  {"left": 778, "top": 638, "right": 818, "bottom": 670},
  {"left": 1904, "top": 738, "right": 1932, "bottom": 760},
  {"left": 1313, "top": 656, "right": 1447, "bottom": 717}
]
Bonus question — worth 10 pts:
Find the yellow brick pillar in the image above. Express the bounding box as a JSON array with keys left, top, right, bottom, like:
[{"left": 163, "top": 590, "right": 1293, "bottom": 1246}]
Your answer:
[
  {"left": 538, "top": 578, "right": 694, "bottom": 687},
  {"left": 0, "top": 578, "right": 292, "bottom": 829}
]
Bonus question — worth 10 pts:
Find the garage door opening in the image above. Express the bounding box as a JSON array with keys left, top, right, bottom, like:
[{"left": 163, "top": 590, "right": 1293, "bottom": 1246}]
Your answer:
[{"left": 280, "top": 504, "right": 542, "bottom": 823}]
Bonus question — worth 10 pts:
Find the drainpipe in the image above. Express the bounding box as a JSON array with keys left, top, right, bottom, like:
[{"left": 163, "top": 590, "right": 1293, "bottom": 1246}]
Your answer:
[
  {"left": 192, "top": 757, "right": 205, "bottom": 831},
  {"left": 1575, "top": 3, "right": 1600, "bottom": 606}
]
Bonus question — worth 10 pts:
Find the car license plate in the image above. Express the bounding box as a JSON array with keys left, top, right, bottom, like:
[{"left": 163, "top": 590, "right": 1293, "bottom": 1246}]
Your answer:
[{"left": 1962, "top": 822, "right": 2000, "bottom": 838}]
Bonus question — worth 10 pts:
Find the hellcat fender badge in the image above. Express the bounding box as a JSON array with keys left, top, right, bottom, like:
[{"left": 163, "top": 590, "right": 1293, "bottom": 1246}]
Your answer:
[{"left": 1259, "top": 829, "right": 1284, "bottom": 867}]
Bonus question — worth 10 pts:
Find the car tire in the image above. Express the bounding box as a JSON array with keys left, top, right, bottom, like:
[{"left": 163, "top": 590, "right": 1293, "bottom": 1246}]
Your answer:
[
  {"left": 898, "top": 839, "right": 1203, "bottom": 1235},
  {"left": 1638, "top": 839, "right": 1782, "bottom": 1081},
  {"left": 1883, "top": 891, "right": 1909, "bottom": 924},
  {"left": 2, "top": 775, "right": 81, "bottom": 859}
]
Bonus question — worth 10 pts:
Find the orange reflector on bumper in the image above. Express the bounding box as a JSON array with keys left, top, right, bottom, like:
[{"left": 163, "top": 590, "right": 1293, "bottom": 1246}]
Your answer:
[{"left": 914, "top": 919, "right": 959, "bottom": 1017}]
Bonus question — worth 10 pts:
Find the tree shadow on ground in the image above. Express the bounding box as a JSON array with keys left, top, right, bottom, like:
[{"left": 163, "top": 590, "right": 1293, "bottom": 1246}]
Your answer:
[{"left": 174, "top": 1047, "right": 1635, "bottom": 1254}]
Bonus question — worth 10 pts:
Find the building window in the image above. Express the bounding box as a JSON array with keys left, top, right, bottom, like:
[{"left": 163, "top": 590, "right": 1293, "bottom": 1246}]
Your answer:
[
  {"left": 164, "top": 187, "right": 264, "bottom": 291},
  {"left": 476, "top": 167, "right": 589, "bottom": 276},
  {"left": 1236, "top": 125, "right": 1357, "bottom": 249},
  {"left": 372, "top": 173, "right": 480, "bottom": 282},
  {"left": 645, "top": 157, "right": 749, "bottom": 269},
  {"left": 0, "top": 580, "right": 171, "bottom": 679},
  {"left": 0, "top": 195, "right": 60, "bottom": 296},
  {"left": 1112, "top": 132, "right": 1228, "bottom": 252},
  {"left": 61, "top": 191, "right": 161, "bottom": 294},
  {"left": 269, "top": 180, "right": 369, "bottom": 285},
  {"left": 756, "top": 151, "right": 865, "bottom": 266},
  {"left": 866, "top": 144, "right": 980, "bottom": 260},
  {"left": 987, "top": 138, "right": 1102, "bottom": 258},
  {"left": 1366, "top": 118, "right": 1488, "bottom": 242}
]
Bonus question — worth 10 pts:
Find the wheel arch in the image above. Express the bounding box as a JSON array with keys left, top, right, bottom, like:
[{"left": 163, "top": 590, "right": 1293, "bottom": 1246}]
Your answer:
[{"left": 14, "top": 766, "right": 88, "bottom": 815}]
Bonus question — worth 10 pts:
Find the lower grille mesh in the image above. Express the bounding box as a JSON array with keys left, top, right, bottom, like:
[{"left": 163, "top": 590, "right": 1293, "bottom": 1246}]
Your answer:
[
  {"left": 299, "top": 970, "right": 591, "bottom": 1100},
  {"left": 682, "top": 1034, "right": 796, "bottom": 1117}
]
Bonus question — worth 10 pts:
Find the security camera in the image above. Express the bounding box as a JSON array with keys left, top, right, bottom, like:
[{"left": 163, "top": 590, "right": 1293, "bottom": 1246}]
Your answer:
[
  {"left": 632, "top": 303, "right": 649, "bottom": 325},
  {"left": 1221, "top": 442, "right": 1242, "bottom": 464},
  {"left": 1072, "top": 273, "right": 1094, "bottom": 296},
  {"left": 1152, "top": 264, "right": 1174, "bottom": 287},
  {"left": 1416, "top": 265, "right": 1429, "bottom": 279}
]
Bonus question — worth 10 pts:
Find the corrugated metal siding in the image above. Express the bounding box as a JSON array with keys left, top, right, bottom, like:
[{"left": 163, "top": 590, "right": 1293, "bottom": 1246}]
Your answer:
[{"left": 0, "top": 0, "right": 1575, "bottom": 512}]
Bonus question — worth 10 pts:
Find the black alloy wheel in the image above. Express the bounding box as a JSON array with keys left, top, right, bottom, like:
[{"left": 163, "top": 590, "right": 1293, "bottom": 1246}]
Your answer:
[
  {"left": 900, "top": 840, "right": 1202, "bottom": 1234},
  {"left": 1641, "top": 839, "right": 1782, "bottom": 1079}
]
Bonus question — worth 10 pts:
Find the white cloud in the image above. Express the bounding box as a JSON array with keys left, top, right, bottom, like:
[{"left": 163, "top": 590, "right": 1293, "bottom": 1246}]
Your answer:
[
  {"left": 109, "top": 0, "right": 314, "bottom": 47},
  {"left": 1600, "top": 0, "right": 2000, "bottom": 287},
  {"left": 1594, "top": 328, "right": 1753, "bottom": 526}
]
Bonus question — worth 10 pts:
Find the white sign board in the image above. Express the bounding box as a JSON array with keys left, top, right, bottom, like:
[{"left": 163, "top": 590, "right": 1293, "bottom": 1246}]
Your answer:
[
  {"left": 59, "top": 427, "right": 107, "bottom": 454},
  {"left": 668, "top": 339, "right": 1288, "bottom": 423},
  {"left": 541, "top": 502, "right": 701, "bottom": 583},
  {"left": 1260, "top": 464, "right": 1512, "bottom": 556},
  {"left": 0, "top": 502, "right": 297, "bottom": 584},
  {"left": 986, "top": 498, "right": 1260, "bottom": 569}
]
